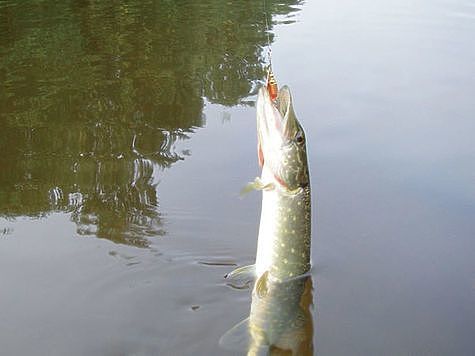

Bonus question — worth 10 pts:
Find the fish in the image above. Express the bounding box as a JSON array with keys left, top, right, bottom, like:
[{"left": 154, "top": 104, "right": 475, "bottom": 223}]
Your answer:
[
  {"left": 227, "top": 84, "right": 311, "bottom": 284},
  {"left": 221, "top": 274, "right": 314, "bottom": 355},
  {"left": 221, "top": 85, "right": 313, "bottom": 354}
]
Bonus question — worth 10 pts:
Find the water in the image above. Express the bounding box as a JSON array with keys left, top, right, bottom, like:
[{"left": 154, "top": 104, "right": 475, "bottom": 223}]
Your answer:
[{"left": 1, "top": 0, "right": 474, "bottom": 355}]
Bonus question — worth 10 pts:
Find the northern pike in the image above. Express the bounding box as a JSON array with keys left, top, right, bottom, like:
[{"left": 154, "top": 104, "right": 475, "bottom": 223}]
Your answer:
[
  {"left": 227, "top": 84, "right": 311, "bottom": 283},
  {"left": 221, "top": 275, "right": 314, "bottom": 355},
  {"left": 246, "top": 275, "right": 313, "bottom": 355},
  {"left": 222, "top": 84, "right": 313, "bottom": 354}
]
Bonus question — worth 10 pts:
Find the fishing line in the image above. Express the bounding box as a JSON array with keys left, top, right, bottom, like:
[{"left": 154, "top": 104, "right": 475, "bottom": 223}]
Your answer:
[
  {"left": 263, "top": 0, "right": 272, "bottom": 67},
  {"left": 263, "top": 0, "right": 278, "bottom": 100}
]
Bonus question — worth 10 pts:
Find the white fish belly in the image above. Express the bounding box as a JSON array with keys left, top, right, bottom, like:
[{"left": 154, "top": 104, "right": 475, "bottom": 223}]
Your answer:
[{"left": 255, "top": 189, "right": 279, "bottom": 277}]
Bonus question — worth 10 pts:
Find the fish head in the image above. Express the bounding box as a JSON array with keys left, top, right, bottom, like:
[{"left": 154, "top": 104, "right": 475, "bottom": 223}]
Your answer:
[{"left": 256, "top": 85, "right": 309, "bottom": 190}]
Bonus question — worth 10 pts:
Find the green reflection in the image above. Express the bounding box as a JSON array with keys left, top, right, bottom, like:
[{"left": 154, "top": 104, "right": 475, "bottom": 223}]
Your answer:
[{"left": 0, "top": 0, "right": 302, "bottom": 247}]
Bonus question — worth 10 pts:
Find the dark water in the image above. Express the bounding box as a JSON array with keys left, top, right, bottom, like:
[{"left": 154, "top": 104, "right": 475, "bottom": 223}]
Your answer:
[{"left": 1, "top": 0, "right": 474, "bottom": 355}]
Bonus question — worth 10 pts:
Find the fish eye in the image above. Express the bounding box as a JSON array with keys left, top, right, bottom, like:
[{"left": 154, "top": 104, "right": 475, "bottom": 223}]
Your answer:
[{"left": 295, "top": 131, "right": 304, "bottom": 144}]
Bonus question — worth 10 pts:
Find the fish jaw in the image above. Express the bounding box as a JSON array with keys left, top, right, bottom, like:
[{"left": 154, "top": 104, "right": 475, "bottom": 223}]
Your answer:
[
  {"left": 256, "top": 85, "right": 301, "bottom": 153},
  {"left": 256, "top": 86, "right": 285, "bottom": 167},
  {"left": 256, "top": 85, "right": 309, "bottom": 191}
]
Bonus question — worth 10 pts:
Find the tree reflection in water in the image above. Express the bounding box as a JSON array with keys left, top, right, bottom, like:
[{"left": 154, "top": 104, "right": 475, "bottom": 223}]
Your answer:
[{"left": 0, "top": 0, "right": 302, "bottom": 247}]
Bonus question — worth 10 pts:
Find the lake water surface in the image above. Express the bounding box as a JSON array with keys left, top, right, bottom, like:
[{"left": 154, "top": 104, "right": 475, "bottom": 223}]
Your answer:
[{"left": 1, "top": 0, "right": 474, "bottom": 355}]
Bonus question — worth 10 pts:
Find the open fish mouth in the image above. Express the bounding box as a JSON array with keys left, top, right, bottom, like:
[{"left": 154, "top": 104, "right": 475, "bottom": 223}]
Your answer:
[{"left": 256, "top": 85, "right": 299, "bottom": 166}]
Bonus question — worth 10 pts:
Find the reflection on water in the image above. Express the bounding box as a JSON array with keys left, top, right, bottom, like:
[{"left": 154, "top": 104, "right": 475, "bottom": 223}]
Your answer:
[
  {"left": 0, "top": 0, "right": 302, "bottom": 246},
  {"left": 222, "top": 276, "right": 314, "bottom": 355}
]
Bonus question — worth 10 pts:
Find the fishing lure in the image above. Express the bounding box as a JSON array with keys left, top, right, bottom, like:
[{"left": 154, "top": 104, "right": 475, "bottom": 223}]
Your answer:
[{"left": 266, "top": 68, "right": 278, "bottom": 101}]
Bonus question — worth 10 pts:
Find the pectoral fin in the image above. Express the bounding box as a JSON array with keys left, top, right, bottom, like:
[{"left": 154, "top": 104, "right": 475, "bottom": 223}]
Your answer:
[
  {"left": 225, "top": 264, "right": 256, "bottom": 288},
  {"left": 219, "top": 317, "right": 251, "bottom": 351},
  {"left": 240, "top": 177, "right": 275, "bottom": 196},
  {"left": 254, "top": 271, "right": 269, "bottom": 298}
]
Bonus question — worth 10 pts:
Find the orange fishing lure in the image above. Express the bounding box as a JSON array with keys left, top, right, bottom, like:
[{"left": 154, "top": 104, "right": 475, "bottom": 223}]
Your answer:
[{"left": 266, "top": 69, "right": 278, "bottom": 101}]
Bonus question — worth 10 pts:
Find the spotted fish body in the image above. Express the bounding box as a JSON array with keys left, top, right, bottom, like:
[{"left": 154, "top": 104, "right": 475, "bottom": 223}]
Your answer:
[
  {"left": 255, "top": 85, "right": 311, "bottom": 282},
  {"left": 247, "top": 275, "right": 313, "bottom": 355},
  {"left": 256, "top": 185, "right": 311, "bottom": 280},
  {"left": 221, "top": 85, "right": 313, "bottom": 354},
  {"left": 221, "top": 274, "right": 314, "bottom": 355}
]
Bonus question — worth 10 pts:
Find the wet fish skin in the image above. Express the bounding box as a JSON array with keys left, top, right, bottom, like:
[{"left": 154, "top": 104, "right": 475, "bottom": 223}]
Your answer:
[
  {"left": 245, "top": 86, "right": 313, "bottom": 354},
  {"left": 221, "top": 271, "right": 314, "bottom": 355},
  {"left": 221, "top": 85, "right": 313, "bottom": 354},
  {"left": 255, "top": 85, "right": 311, "bottom": 282},
  {"left": 247, "top": 275, "right": 314, "bottom": 355}
]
